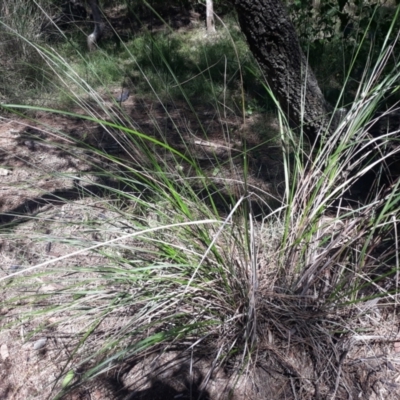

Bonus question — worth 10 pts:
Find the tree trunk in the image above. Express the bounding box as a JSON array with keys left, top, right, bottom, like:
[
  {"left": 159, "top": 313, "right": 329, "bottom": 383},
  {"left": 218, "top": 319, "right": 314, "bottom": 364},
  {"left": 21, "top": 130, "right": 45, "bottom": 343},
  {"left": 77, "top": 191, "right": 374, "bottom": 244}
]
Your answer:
[
  {"left": 206, "top": 0, "right": 216, "bottom": 33},
  {"left": 230, "top": 0, "right": 335, "bottom": 143},
  {"left": 87, "top": 0, "right": 105, "bottom": 51}
]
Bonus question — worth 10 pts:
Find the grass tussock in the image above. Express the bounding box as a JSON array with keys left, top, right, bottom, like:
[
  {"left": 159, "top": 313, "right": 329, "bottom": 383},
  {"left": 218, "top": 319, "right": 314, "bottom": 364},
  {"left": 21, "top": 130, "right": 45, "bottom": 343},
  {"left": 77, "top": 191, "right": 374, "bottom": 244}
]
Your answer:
[{"left": 1, "top": 2, "right": 400, "bottom": 399}]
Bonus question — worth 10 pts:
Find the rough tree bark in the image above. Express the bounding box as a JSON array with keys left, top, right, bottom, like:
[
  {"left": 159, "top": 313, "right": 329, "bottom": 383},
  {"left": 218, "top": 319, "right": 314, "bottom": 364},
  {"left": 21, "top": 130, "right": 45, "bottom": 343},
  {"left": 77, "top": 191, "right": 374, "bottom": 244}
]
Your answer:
[{"left": 230, "top": 0, "right": 335, "bottom": 143}]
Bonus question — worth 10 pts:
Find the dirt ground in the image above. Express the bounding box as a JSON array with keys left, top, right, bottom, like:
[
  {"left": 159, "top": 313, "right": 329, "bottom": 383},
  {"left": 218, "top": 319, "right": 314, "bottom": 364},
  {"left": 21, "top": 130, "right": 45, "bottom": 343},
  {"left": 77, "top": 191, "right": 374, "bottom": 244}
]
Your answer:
[{"left": 1, "top": 93, "right": 400, "bottom": 399}]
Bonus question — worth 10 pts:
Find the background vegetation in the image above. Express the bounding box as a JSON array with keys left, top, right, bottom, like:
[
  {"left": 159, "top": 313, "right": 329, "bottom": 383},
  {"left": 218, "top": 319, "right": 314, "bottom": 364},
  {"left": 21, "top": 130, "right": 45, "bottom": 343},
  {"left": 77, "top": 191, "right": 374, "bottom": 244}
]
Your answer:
[{"left": 1, "top": 1, "right": 400, "bottom": 398}]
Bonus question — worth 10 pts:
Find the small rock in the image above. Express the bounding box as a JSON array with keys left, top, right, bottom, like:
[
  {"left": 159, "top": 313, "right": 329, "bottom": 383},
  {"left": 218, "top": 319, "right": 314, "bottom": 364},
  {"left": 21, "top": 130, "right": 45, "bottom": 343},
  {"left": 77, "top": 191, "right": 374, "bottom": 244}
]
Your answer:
[
  {"left": 0, "top": 168, "right": 10, "bottom": 176},
  {"left": 115, "top": 89, "right": 130, "bottom": 103},
  {"left": 40, "top": 284, "right": 64, "bottom": 292},
  {"left": 0, "top": 344, "right": 9, "bottom": 360},
  {"left": 33, "top": 337, "right": 47, "bottom": 350}
]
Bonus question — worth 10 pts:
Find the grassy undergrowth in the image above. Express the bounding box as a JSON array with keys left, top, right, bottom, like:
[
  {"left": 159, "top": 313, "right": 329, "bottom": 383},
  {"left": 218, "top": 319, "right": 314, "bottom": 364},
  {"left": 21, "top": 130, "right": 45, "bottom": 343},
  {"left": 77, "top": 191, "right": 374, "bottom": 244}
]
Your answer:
[{"left": 1, "top": 2, "right": 400, "bottom": 399}]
